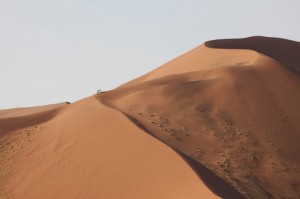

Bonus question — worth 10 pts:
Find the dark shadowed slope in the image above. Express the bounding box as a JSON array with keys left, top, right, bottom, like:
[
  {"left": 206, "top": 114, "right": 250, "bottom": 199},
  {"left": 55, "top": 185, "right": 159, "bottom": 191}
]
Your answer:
[
  {"left": 205, "top": 36, "right": 300, "bottom": 72},
  {"left": 121, "top": 112, "right": 245, "bottom": 199},
  {"left": 0, "top": 103, "right": 68, "bottom": 135}
]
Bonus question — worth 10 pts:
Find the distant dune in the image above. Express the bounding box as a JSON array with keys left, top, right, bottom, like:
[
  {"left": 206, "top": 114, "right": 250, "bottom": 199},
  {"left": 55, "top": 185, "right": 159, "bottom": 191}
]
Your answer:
[{"left": 1, "top": 36, "right": 299, "bottom": 199}]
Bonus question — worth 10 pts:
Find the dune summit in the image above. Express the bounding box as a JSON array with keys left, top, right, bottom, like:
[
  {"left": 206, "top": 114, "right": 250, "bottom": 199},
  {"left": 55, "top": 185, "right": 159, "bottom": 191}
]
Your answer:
[{"left": 1, "top": 36, "right": 300, "bottom": 199}]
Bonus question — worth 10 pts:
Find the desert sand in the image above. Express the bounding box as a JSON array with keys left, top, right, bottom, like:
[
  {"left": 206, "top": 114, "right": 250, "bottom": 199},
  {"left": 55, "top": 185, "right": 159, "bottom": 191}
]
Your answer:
[
  {"left": 1, "top": 36, "right": 299, "bottom": 199},
  {"left": 1, "top": 98, "right": 219, "bottom": 199}
]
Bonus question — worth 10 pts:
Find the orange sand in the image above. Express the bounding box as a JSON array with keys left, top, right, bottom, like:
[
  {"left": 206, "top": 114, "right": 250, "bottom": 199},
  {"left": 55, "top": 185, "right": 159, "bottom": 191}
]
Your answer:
[{"left": 1, "top": 36, "right": 299, "bottom": 199}]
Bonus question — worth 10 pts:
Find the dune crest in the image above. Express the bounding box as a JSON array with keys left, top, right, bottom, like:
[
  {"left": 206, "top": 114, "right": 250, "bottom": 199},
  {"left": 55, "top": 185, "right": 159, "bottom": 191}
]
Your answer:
[
  {"left": 205, "top": 36, "right": 300, "bottom": 72},
  {"left": 1, "top": 36, "right": 300, "bottom": 199},
  {"left": 100, "top": 39, "right": 300, "bottom": 198},
  {"left": 1, "top": 98, "right": 219, "bottom": 199},
  {"left": 120, "top": 44, "right": 259, "bottom": 87}
]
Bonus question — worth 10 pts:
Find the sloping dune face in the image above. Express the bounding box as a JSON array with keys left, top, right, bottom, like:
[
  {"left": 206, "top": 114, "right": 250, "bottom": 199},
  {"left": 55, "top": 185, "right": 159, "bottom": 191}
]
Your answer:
[
  {"left": 100, "top": 38, "right": 300, "bottom": 198},
  {"left": 0, "top": 103, "right": 68, "bottom": 119},
  {"left": 1, "top": 98, "right": 218, "bottom": 198},
  {"left": 1, "top": 36, "right": 300, "bottom": 199},
  {"left": 0, "top": 103, "right": 68, "bottom": 135},
  {"left": 121, "top": 45, "right": 258, "bottom": 87},
  {"left": 0, "top": 103, "right": 68, "bottom": 197},
  {"left": 205, "top": 36, "right": 300, "bottom": 72}
]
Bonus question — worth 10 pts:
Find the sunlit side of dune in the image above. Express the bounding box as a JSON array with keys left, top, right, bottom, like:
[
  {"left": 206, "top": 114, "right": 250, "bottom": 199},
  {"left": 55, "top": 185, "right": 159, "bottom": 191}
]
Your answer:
[
  {"left": 1, "top": 98, "right": 218, "bottom": 199},
  {"left": 1, "top": 36, "right": 300, "bottom": 199},
  {"left": 100, "top": 39, "right": 300, "bottom": 198}
]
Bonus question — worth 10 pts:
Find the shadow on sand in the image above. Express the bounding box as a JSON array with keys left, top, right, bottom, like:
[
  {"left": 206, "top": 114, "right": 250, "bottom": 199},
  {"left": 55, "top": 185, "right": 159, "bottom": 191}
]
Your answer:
[{"left": 125, "top": 114, "right": 245, "bottom": 199}]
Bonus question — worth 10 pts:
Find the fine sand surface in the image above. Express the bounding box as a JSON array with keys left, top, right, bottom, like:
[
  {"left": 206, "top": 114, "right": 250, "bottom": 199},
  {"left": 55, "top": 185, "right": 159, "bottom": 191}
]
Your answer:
[
  {"left": 0, "top": 103, "right": 68, "bottom": 136},
  {"left": 1, "top": 97, "right": 219, "bottom": 199},
  {"left": 100, "top": 37, "right": 300, "bottom": 198},
  {"left": 0, "top": 103, "right": 69, "bottom": 119},
  {"left": 1, "top": 36, "right": 300, "bottom": 199}
]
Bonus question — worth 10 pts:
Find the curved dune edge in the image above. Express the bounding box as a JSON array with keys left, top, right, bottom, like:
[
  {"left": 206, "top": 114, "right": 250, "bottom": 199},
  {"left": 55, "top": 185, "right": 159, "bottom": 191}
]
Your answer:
[
  {"left": 119, "top": 44, "right": 260, "bottom": 88},
  {"left": 0, "top": 102, "right": 69, "bottom": 119},
  {"left": 0, "top": 102, "right": 69, "bottom": 197},
  {"left": 1, "top": 97, "right": 220, "bottom": 199},
  {"left": 205, "top": 36, "right": 300, "bottom": 72},
  {"left": 99, "top": 44, "right": 300, "bottom": 198},
  {"left": 1, "top": 36, "right": 299, "bottom": 199},
  {"left": 119, "top": 112, "right": 244, "bottom": 199},
  {"left": 0, "top": 104, "right": 68, "bottom": 136}
]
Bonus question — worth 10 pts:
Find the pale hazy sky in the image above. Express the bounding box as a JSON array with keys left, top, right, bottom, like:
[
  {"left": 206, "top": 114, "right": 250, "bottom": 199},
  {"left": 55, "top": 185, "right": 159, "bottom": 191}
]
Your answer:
[{"left": 1, "top": 0, "right": 300, "bottom": 109}]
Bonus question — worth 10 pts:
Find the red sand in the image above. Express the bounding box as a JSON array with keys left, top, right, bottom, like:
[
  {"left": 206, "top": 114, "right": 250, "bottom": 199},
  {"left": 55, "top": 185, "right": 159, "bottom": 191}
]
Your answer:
[{"left": 1, "top": 36, "right": 300, "bottom": 199}]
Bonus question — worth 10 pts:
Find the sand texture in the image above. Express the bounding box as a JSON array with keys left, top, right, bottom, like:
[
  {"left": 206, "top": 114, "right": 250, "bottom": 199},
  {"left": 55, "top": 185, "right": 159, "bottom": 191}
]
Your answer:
[{"left": 1, "top": 36, "right": 300, "bottom": 199}]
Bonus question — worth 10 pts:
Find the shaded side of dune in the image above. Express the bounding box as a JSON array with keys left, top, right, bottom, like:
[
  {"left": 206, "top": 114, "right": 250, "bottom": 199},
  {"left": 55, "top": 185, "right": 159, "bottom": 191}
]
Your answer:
[
  {"left": 97, "top": 42, "right": 300, "bottom": 198},
  {"left": 205, "top": 36, "right": 300, "bottom": 72},
  {"left": 109, "top": 110, "right": 245, "bottom": 199},
  {"left": 0, "top": 102, "right": 70, "bottom": 119},
  {"left": 0, "top": 106, "right": 64, "bottom": 135},
  {"left": 3, "top": 96, "right": 220, "bottom": 199}
]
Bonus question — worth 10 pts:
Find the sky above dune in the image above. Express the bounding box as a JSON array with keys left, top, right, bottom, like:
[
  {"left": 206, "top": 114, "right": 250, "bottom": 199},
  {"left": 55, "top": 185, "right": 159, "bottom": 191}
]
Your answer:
[{"left": 1, "top": 0, "right": 300, "bottom": 108}]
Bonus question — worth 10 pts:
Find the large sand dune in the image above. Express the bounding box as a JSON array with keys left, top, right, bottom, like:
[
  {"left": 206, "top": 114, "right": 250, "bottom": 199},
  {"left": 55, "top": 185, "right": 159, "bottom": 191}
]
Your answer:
[
  {"left": 1, "top": 98, "right": 219, "bottom": 199},
  {"left": 1, "top": 36, "right": 299, "bottom": 199}
]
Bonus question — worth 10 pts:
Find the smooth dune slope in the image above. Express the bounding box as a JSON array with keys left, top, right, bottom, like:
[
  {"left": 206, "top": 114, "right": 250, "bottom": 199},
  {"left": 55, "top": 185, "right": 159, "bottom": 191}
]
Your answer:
[
  {"left": 100, "top": 38, "right": 300, "bottom": 198},
  {"left": 0, "top": 103, "right": 68, "bottom": 119},
  {"left": 0, "top": 103, "right": 68, "bottom": 136},
  {"left": 1, "top": 97, "right": 219, "bottom": 199},
  {"left": 120, "top": 44, "right": 259, "bottom": 87},
  {"left": 1, "top": 36, "right": 299, "bottom": 199},
  {"left": 0, "top": 102, "right": 69, "bottom": 197}
]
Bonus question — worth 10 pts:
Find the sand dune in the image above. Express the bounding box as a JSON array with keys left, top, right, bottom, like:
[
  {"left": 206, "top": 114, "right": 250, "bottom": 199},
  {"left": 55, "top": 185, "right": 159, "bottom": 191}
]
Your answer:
[
  {"left": 205, "top": 36, "right": 300, "bottom": 72},
  {"left": 100, "top": 38, "right": 300, "bottom": 198},
  {"left": 0, "top": 103, "right": 68, "bottom": 136},
  {"left": 1, "top": 98, "right": 219, "bottom": 199},
  {"left": 1, "top": 36, "right": 300, "bottom": 199},
  {"left": 121, "top": 45, "right": 259, "bottom": 87},
  {"left": 0, "top": 103, "right": 68, "bottom": 119}
]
